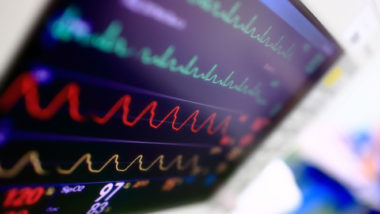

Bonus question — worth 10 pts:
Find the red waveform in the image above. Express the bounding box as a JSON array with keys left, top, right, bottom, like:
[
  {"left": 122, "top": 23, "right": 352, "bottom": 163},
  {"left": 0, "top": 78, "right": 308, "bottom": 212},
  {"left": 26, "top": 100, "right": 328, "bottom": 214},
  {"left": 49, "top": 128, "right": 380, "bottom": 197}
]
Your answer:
[
  {"left": 0, "top": 72, "right": 231, "bottom": 136},
  {"left": 0, "top": 73, "right": 85, "bottom": 122},
  {"left": 92, "top": 95, "right": 231, "bottom": 135}
]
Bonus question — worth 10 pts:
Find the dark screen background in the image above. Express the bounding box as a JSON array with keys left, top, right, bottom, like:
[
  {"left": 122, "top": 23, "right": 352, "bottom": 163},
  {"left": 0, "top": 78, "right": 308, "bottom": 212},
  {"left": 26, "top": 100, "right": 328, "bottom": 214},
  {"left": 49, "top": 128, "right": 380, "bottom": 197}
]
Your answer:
[{"left": 0, "top": 0, "right": 341, "bottom": 213}]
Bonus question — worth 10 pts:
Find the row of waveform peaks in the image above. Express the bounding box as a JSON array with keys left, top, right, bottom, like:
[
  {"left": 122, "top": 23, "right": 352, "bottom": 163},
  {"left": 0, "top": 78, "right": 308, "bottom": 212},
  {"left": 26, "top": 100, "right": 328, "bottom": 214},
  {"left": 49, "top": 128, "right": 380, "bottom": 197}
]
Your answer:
[
  {"left": 0, "top": 72, "right": 232, "bottom": 136},
  {"left": 0, "top": 150, "right": 202, "bottom": 178}
]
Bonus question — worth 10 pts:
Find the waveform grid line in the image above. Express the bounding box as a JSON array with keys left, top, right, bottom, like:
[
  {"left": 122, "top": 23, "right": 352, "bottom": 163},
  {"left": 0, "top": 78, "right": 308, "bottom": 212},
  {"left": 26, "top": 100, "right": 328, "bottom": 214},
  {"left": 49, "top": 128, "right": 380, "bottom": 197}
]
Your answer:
[
  {"left": 55, "top": 68, "right": 243, "bottom": 114},
  {"left": 11, "top": 130, "right": 215, "bottom": 148},
  {"left": 0, "top": 72, "right": 232, "bottom": 136},
  {"left": 56, "top": 153, "right": 201, "bottom": 175},
  {"left": 0, "top": 150, "right": 202, "bottom": 178},
  {"left": 0, "top": 175, "right": 196, "bottom": 192},
  {"left": 0, "top": 151, "right": 47, "bottom": 178}
]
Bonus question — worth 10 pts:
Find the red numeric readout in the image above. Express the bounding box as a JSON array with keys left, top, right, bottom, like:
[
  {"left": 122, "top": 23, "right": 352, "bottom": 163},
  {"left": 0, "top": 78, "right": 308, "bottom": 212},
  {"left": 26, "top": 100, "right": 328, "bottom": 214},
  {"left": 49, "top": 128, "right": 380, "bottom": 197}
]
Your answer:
[{"left": 3, "top": 187, "right": 45, "bottom": 208}]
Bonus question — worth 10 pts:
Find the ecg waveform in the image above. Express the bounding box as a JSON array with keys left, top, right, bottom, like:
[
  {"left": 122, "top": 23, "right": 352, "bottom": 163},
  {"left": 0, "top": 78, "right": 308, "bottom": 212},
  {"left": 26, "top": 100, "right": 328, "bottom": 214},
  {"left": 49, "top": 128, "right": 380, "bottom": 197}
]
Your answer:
[
  {"left": 0, "top": 73, "right": 85, "bottom": 122},
  {"left": 0, "top": 151, "right": 201, "bottom": 178},
  {"left": 0, "top": 72, "right": 232, "bottom": 136},
  {"left": 57, "top": 153, "right": 201, "bottom": 175},
  {"left": 0, "top": 151, "right": 47, "bottom": 178}
]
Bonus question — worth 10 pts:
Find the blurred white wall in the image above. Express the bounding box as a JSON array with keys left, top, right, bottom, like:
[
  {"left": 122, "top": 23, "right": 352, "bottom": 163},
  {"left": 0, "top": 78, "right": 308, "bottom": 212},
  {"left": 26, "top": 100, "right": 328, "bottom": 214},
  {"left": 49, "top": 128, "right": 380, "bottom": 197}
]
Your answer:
[
  {"left": 303, "top": 0, "right": 380, "bottom": 64},
  {"left": 0, "top": 0, "right": 48, "bottom": 79}
]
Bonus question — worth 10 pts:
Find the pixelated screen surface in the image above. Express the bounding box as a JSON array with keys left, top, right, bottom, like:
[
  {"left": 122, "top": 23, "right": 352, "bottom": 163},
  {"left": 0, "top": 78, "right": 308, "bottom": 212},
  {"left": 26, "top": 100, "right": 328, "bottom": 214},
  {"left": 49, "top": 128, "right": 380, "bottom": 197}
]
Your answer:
[{"left": 0, "top": 0, "right": 341, "bottom": 213}]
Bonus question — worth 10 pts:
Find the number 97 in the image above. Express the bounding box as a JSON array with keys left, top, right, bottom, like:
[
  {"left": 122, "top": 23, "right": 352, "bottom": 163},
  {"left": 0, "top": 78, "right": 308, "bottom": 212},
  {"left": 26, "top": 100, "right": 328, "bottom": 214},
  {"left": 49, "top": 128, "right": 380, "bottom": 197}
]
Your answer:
[{"left": 95, "top": 182, "right": 124, "bottom": 202}]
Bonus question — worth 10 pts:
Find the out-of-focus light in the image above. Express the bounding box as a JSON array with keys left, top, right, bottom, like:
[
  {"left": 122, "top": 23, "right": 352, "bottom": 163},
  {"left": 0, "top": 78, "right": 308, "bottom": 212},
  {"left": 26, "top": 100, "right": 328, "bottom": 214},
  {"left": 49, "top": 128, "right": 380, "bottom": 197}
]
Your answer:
[
  {"left": 0, "top": 133, "right": 7, "bottom": 146},
  {"left": 323, "top": 66, "right": 343, "bottom": 87},
  {"left": 68, "top": 18, "right": 91, "bottom": 37},
  {"left": 0, "top": 119, "right": 12, "bottom": 147},
  {"left": 204, "top": 174, "right": 216, "bottom": 187},
  {"left": 32, "top": 68, "right": 53, "bottom": 84},
  {"left": 351, "top": 130, "right": 372, "bottom": 153}
]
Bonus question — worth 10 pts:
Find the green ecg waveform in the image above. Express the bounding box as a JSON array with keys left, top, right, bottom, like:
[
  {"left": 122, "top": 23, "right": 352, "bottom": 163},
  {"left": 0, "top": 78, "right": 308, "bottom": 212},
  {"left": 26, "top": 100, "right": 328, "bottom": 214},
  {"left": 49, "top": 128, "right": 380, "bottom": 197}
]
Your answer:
[
  {"left": 187, "top": 0, "right": 295, "bottom": 60},
  {"left": 140, "top": 46, "right": 267, "bottom": 105},
  {"left": 50, "top": 6, "right": 267, "bottom": 106}
]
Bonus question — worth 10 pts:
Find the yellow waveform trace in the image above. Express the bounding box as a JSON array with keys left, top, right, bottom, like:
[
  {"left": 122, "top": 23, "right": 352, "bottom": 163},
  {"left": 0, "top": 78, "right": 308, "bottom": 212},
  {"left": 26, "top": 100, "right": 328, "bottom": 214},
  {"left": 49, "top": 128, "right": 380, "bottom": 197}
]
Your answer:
[
  {"left": 57, "top": 153, "right": 201, "bottom": 175},
  {"left": 0, "top": 150, "right": 48, "bottom": 178}
]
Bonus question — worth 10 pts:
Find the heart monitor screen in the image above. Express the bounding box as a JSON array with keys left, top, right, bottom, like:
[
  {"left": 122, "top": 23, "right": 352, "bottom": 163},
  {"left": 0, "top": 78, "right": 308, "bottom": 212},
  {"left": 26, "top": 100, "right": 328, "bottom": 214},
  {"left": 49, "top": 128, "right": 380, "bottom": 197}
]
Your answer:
[{"left": 0, "top": 0, "right": 340, "bottom": 213}]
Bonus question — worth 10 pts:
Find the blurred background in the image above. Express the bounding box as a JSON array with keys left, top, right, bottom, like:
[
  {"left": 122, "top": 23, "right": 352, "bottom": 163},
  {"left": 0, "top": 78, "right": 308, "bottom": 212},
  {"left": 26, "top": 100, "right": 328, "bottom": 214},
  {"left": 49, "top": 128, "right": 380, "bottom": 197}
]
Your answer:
[
  {"left": 229, "top": 0, "right": 380, "bottom": 213},
  {"left": 1, "top": 0, "right": 380, "bottom": 213}
]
